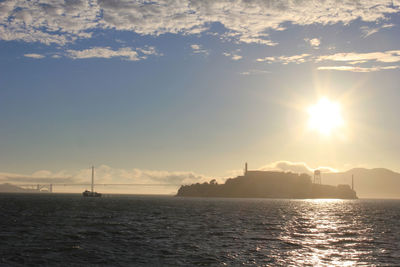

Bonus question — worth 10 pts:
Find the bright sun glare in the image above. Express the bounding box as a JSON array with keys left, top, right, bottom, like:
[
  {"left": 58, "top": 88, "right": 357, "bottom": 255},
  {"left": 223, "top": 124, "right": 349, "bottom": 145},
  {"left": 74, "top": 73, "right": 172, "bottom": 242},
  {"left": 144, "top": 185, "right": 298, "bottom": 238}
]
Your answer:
[{"left": 308, "top": 98, "right": 344, "bottom": 136}]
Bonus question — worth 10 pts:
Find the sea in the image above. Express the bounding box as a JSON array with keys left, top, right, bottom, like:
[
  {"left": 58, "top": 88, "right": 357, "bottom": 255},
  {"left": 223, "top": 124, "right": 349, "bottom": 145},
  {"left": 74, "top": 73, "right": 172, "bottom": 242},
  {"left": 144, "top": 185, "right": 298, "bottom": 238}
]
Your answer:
[{"left": 1, "top": 194, "right": 400, "bottom": 266}]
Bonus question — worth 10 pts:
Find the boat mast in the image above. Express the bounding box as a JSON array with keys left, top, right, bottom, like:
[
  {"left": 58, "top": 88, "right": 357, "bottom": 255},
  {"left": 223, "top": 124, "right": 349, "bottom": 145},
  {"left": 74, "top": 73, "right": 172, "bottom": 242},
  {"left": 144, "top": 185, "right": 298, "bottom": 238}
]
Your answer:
[{"left": 91, "top": 166, "right": 94, "bottom": 193}]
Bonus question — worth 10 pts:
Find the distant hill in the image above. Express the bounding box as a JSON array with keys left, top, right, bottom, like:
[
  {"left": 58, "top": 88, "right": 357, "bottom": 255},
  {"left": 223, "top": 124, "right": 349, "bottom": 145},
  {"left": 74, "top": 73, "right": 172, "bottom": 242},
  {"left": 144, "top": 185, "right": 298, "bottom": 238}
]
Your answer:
[
  {"left": 0, "top": 183, "right": 36, "bottom": 193},
  {"left": 321, "top": 168, "right": 400, "bottom": 199},
  {"left": 177, "top": 171, "right": 357, "bottom": 199}
]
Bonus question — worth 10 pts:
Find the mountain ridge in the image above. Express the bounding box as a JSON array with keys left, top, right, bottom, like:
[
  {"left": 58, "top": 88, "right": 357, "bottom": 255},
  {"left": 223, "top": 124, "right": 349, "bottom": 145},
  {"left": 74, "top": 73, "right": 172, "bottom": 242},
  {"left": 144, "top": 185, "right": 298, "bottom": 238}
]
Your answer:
[{"left": 322, "top": 168, "right": 400, "bottom": 198}]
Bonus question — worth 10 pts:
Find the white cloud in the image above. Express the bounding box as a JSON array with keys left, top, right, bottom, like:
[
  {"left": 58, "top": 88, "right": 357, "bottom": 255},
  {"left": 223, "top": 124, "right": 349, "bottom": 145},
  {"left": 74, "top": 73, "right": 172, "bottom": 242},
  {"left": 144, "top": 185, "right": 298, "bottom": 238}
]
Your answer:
[
  {"left": 264, "top": 50, "right": 400, "bottom": 65},
  {"left": 361, "top": 26, "right": 380, "bottom": 38},
  {"left": 259, "top": 161, "right": 338, "bottom": 175},
  {"left": 137, "top": 46, "right": 158, "bottom": 56},
  {"left": 191, "top": 44, "right": 201, "bottom": 50},
  {"left": 257, "top": 54, "right": 311, "bottom": 64},
  {"left": 361, "top": 23, "right": 395, "bottom": 37},
  {"left": 190, "top": 44, "right": 209, "bottom": 55},
  {"left": 66, "top": 46, "right": 159, "bottom": 61},
  {"left": 317, "top": 50, "right": 400, "bottom": 63},
  {"left": 0, "top": 0, "right": 399, "bottom": 47},
  {"left": 317, "top": 65, "right": 400, "bottom": 72},
  {"left": 0, "top": 0, "right": 98, "bottom": 45},
  {"left": 136, "top": 46, "right": 161, "bottom": 59},
  {"left": 382, "top": 23, "right": 395, "bottom": 28},
  {"left": 305, "top": 38, "right": 321, "bottom": 48},
  {"left": 95, "top": 0, "right": 400, "bottom": 46},
  {"left": 279, "top": 54, "right": 312, "bottom": 64},
  {"left": 238, "top": 36, "right": 278, "bottom": 46},
  {"left": 223, "top": 50, "right": 242, "bottom": 60},
  {"left": 67, "top": 47, "right": 139, "bottom": 61},
  {"left": 256, "top": 56, "right": 276, "bottom": 63},
  {"left": 24, "top": 53, "right": 45, "bottom": 59},
  {"left": 256, "top": 50, "right": 400, "bottom": 72}
]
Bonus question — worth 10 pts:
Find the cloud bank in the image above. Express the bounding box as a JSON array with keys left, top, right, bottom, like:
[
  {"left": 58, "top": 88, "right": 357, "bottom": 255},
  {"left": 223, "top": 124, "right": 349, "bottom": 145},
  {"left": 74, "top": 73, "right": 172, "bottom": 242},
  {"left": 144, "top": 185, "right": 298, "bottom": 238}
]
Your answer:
[
  {"left": 260, "top": 161, "right": 338, "bottom": 175},
  {"left": 0, "top": 161, "right": 342, "bottom": 193},
  {"left": 1, "top": 0, "right": 399, "bottom": 47},
  {"left": 0, "top": 165, "right": 208, "bottom": 186}
]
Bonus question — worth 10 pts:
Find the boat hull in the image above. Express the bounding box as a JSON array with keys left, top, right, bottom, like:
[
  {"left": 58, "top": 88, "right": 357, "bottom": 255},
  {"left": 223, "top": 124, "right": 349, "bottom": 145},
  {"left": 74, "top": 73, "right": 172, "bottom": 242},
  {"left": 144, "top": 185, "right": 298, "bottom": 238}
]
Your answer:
[{"left": 82, "top": 190, "right": 102, "bottom": 197}]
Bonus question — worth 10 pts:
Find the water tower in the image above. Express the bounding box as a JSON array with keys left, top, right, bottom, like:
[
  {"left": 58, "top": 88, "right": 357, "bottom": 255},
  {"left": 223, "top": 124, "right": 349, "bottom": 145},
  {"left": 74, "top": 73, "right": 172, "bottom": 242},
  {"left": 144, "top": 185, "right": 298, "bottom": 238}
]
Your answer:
[{"left": 314, "top": 170, "right": 322, "bottom": 184}]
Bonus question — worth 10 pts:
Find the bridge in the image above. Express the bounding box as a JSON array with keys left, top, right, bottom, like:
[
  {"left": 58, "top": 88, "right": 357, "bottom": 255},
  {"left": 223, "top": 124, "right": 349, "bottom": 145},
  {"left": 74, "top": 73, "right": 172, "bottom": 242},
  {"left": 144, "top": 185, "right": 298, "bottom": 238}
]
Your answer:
[{"left": 17, "top": 183, "right": 182, "bottom": 193}]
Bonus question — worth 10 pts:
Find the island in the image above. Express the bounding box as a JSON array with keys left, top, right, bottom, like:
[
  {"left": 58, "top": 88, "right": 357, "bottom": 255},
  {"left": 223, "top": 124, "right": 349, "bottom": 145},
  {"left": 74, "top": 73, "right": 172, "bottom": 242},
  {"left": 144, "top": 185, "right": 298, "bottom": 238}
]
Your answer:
[{"left": 176, "top": 165, "right": 357, "bottom": 199}]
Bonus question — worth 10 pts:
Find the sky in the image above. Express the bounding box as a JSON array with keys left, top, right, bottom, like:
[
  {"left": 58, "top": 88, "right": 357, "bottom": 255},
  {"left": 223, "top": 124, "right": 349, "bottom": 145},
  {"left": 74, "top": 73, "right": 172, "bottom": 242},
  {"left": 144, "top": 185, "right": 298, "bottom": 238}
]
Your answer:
[{"left": 1, "top": 0, "right": 400, "bottom": 192}]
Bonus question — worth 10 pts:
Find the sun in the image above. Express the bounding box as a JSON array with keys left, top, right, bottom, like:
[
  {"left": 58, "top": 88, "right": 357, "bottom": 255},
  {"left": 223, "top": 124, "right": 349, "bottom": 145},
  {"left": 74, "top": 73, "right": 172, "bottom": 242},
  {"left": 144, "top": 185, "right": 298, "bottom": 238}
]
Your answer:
[{"left": 307, "top": 98, "right": 344, "bottom": 136}]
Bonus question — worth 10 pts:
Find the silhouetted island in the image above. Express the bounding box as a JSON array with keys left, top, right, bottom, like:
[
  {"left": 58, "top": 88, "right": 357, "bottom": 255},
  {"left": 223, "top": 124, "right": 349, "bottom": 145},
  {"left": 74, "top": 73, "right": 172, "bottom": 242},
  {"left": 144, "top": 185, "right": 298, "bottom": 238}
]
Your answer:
[{"left": 177, "top": 164, "right": 357, "bottom": 199}]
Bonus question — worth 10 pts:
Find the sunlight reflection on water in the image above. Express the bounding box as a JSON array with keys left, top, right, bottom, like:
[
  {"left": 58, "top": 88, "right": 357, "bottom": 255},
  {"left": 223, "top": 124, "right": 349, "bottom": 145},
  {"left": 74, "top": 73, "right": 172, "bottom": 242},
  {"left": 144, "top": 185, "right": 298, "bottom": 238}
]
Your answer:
[{"left": 280, "top": 199, "right": 376, "bottom": 266}]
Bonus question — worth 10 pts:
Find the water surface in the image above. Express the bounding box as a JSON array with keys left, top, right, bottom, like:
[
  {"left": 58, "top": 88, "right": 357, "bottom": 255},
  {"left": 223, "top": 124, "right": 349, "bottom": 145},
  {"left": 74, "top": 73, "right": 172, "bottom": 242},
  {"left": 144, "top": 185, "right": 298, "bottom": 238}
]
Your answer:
[{"left": 1, "top": 194, "right": 399, "bottom": 266}]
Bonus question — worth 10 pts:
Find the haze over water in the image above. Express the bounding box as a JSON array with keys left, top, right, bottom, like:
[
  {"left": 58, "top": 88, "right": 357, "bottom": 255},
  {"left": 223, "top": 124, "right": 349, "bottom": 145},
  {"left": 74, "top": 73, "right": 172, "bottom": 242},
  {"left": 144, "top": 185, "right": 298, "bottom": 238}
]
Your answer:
[{"left": 1, "top": 194, "right": 399, "bottom": 266}]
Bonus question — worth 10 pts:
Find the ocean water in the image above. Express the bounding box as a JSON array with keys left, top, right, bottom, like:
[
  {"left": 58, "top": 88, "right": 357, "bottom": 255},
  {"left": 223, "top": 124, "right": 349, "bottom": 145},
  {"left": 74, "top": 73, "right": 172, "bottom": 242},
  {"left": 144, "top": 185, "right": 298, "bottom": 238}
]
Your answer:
[{"left": 1, "top": 194, "right": 400, "bottom": 266}]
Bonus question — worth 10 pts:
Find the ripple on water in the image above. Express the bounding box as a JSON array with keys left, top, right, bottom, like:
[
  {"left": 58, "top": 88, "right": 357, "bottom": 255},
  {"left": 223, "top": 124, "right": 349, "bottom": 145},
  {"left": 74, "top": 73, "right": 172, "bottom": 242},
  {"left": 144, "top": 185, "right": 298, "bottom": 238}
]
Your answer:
[{"left": 1, "top": 195, "right": 400, "bottom": 265}]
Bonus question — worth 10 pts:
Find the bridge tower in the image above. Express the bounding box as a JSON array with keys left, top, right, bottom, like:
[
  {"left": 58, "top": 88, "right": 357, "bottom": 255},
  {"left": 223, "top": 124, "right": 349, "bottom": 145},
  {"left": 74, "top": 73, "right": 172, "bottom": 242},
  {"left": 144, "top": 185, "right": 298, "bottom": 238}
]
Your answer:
[
  {"left": 352, "top": 174, "right": 354, "bottom": 190},
  {"left": 314, "top": 170, "right": 322, "bottom": 184},
  {"left": 244, "top": 162, "right": 248, "bottom": 176},
  {"left": 91, "top": 166, "right": 94, "bottom": 193}
]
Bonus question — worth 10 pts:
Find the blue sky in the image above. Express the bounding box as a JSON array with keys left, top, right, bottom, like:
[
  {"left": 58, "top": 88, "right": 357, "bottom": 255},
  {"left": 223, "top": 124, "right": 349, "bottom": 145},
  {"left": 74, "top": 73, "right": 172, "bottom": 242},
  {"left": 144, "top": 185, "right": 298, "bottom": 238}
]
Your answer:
[{"left": 1, "top": 0, "right": 400, "bottom": 191}]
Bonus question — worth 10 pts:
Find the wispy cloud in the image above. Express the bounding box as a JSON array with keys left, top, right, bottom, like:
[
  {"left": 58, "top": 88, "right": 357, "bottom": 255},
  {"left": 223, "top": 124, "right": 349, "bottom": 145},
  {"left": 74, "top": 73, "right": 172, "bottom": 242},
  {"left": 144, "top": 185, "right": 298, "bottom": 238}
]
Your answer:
[
  {"left": 190, "top": 44, "right": 209, "bottom": 55},
  {"left": 223, "top": 50, "right": 242, "bottom": 61},
  {"left": 317, "top": 65, "right": 400, "bottom": 72},
  {"left": 256, "top": 54, "right": 311, "bottom": 64},
  {"left": 256, "top": 56, "right": 276, "bottom": 63},
  {"left": 24, "top": 53, "right": 45, "bottom": 59},
  {"left": 240, "top": 69, "right": 270, "bottom": 75},
  {"left": 256, "top": 50, "right": 400, "bottom": 72},
  {"left": 361, "top": 23, "right": 395, "bottom": 37},
  {"left": 361, "top": 27, "right": 380, "bottom": 38},
  {"left": 238, "top": 35, "right": 278, "bottom": 46},
  {"left": 66, "top": 46, "right": 159, "bottom": 61},
  {"left": 316, "top": 50, "right": 400, "bottom": 63},
  {"left": 67, "top": 47, "right": 139, "bottom": 61},
  {"left": 137, "top": 46, "right": 161, "bottom": 57}
]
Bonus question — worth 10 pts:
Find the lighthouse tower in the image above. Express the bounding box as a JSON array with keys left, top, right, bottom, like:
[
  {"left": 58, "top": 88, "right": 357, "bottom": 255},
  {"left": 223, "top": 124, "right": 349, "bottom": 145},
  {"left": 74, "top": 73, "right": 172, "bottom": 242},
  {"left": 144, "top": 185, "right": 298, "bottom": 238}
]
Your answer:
[{"left": 314, "top": 170, "right": 322, "bottom": 184}]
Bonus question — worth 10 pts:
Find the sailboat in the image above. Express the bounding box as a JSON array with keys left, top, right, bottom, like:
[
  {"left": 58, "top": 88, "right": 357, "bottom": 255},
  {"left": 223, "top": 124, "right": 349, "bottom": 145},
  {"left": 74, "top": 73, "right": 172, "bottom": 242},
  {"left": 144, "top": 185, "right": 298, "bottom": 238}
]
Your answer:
[{"left": 82, "top": 166, "right": 102, "bottom": 197}]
